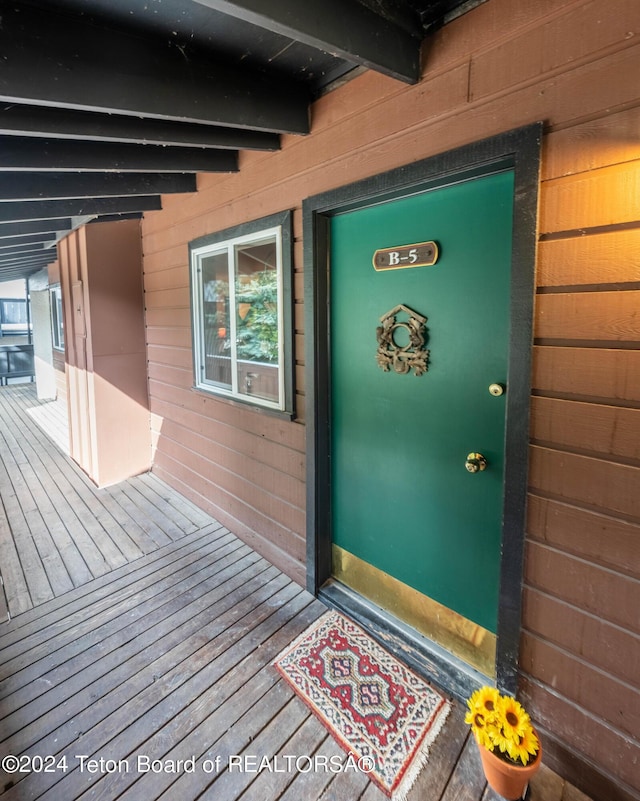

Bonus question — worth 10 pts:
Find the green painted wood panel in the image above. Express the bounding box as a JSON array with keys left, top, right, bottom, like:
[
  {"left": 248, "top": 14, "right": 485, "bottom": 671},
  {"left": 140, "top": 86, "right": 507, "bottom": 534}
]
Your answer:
[{"left": 330, "top": 169, "right": 514, "bottom": 633}]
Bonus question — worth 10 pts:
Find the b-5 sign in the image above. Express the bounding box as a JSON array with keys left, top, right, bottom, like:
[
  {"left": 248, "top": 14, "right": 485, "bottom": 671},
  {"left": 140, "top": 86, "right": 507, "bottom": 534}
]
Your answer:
[{"left": 372, "top": 241, "right": 439, "bottom": 271}]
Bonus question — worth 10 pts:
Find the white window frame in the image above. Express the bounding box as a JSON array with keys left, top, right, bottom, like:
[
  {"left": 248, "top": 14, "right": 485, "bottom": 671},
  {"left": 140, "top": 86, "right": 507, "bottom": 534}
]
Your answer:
[
  {"left": 50, "top": 284, "right": 64, "bottom": 351},
  {"left": 189, "top": 211, "right": 293, "bottom": 415}
]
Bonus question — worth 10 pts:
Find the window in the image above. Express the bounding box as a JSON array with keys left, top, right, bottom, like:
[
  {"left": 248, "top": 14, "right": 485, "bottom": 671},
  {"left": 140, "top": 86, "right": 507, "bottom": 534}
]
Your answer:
[
  {"left": 190, "top": 211, "right": 293, "bottom": 414},
  {"left": 0, "top": 298, "right": 29, "bottom": 335},
  {"left": 50, "top": 285, "right": 64, "bottom": 350}
]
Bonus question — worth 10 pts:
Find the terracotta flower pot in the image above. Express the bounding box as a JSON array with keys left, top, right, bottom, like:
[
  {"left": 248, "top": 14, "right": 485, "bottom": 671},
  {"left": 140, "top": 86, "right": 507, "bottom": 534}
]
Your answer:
[{"left": 477, "top": 738, "right": 542, "bottom": 800}]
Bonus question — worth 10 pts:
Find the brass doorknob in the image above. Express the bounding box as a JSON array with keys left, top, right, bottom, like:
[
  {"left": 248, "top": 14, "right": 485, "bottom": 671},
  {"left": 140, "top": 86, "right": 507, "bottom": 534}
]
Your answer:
[{"left": 465, "top": 452, "right": 488, "bottom": 473}]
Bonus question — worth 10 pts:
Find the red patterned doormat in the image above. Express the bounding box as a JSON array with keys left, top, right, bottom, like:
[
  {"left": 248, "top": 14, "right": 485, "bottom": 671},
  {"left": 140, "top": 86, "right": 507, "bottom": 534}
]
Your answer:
[{"left": 273, "top": 610, "right": 450, "bottom": 800}]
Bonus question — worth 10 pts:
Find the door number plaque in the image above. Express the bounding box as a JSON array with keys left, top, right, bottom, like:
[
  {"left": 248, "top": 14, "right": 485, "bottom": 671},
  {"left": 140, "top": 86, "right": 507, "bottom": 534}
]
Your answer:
[{"left": 372, "top": 241, "right": 439, "bottom": 271}]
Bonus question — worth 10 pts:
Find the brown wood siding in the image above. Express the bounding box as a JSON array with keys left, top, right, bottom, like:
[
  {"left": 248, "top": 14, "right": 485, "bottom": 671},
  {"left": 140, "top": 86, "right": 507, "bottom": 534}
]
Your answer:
[{"left": 141, "top": 1, "right": 640, "bottom": 797}]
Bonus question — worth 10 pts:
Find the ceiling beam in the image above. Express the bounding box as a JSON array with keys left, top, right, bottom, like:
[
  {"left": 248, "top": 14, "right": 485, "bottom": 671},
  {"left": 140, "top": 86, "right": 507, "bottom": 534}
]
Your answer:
[
  {"left": 0, "top": 268, "right": 53, "bottom": 282},
  {"left": 0, "top": 242, "right": 48, "bottom": 256},
  {"left": 0, "top": 242, "right": 55, "bottom": 256},
  {"left": 0, "top": 105, "right": 280, "bottom": 151},
  {"left": 0, "top": 231, "right": 61, "bottom": 248},
  {"left": 0, "top": 264, "right": 51, "bottom": 280},
  {"left": 0, "top": 4, "right": 310, "bottom": 135},
  {"left": 0, "top": 196, "right": 163, "bottom": 224},
  {"left": 0, "top": 219, "right": 72, "bottom": 239},
  {"left": 0, "top": 264, "right": 53, "bottom": 277},
  {"left": 0, "top": 137, "right": 238, "bottom": 173},
  {"left": 0, "top": 249, "right": 53, "bottom": 271},
  {"left": 0, "top": 173, "right": 196, "bottom": 202},
  {"left": 193, "top": 0, "right": 423, "bottom": 83},
  {"left": 0, "top": 253, "right": 55, "bottom": 269},
  {"left": 0, "top": 246, "right": 53, "bottom": 257}
]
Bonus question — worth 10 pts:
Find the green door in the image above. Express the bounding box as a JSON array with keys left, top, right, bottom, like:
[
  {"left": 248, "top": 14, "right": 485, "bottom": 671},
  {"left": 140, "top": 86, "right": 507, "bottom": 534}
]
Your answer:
[{"left": 330, "top": 169, "right": 514, "bottom": 667}]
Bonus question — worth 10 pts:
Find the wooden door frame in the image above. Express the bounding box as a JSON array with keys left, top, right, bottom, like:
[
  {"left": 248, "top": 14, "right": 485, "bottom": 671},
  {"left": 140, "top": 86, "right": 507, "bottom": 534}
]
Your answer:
[{"left": 303, "top": 123, "right": 542, "bottom": 700}]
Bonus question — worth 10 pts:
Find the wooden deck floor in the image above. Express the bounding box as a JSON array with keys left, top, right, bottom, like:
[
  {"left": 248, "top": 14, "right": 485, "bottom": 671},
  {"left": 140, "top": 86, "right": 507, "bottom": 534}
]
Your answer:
[
  {"left": 0, "top": 384, "right": 568, "bottom": 801},
  {"left": 0, "top": 523, "right": 504, "bottom": 801},
  {"left": 0, "top": 384, "right": 213, "bottom": 618}
]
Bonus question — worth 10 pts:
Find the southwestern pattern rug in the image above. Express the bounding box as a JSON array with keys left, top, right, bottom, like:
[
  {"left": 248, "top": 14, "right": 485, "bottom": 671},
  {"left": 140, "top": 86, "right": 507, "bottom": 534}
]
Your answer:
[{"left": 273, "top": 610, "right": 451, "bottom": 800}]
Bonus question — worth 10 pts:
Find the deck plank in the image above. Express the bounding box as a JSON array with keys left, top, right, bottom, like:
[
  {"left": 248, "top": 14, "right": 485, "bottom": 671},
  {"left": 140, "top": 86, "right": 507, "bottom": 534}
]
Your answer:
[
  {"left": 3, "top": 386, "right": 158, "bottom": 560},
  {"left": 237, "top": 713, "right": 332, "bottom": 801},
  {"left": 25, "top": 397, "right": 70, "bottom": 455},
  {"left": 118, "top": 603, "right": 324, "bottom": 801},
  {"left": 360, "top": 781, "right": 391, "bottom": 801},
  {"left": 0, "top": 576, "right": 9, "bottom": 625},
  {"left": 0, "top": 424, "right": 117, "bottom": 583},
  {"left": 0, "top": 385, "right": 221, "bottom": 616},
  {"left": 124, "top": 655, "right": 295, "bottom": 799},
  {"left": 139, "top": 472, "right": 214, "bottom": 530},
  {"left": 102, "top": 481, "right": 181, "bottom": 546},
  {"left": 0, "top": 389, "right": 133, "bottom": 588},
  {"left": 1, "top": 574, "right": 315, "bottom": 800},
  {"left": 0, "top": 419, "right": 94, "bottom": 589},
  {"left": 408, "top": 702, "right": 470, "bottom": 798},
  {"left": 196, "top": 696, "right": 312, "bottom": 801},
  {"left": 0, "top": 429, "right": 55, "bottom": 608},
  {"left": 276, "top": 735, "right": 348, "bottom": 801},
  {"left": 316, "top": 760, "right": 372, "bottom": 801},
  {"left": 440, "top": 733, "right": 488, "bottom": 800},
  {"left": 0, "top": 412, "right": 81, "bottom": 592},
  {"left": 0, "top": 507, "right": 30, "bottom": 618},
  {"left": 0, "top": 524, "right": 225, "bottom": 650},
  {"left": 0, "top": 536, "right": 249, "bottom": 699},
  {"left": 137, "top": 477, "right": 199, "bottom": 537}
]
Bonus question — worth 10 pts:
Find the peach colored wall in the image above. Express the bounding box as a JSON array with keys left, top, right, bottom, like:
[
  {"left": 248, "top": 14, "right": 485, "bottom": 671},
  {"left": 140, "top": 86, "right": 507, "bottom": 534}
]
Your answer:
[
  {"left": 141, "top": 1, "right": 640, "bottom": 798},
  {"left": 58, "top": 219, "right": 151, "bottom": 487}
]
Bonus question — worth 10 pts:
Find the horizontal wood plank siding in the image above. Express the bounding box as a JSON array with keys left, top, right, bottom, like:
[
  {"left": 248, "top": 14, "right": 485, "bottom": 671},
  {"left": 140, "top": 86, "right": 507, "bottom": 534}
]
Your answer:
[
  {"left": 521, "top": 3, "right": 640, "bottom": 795},
  {"left": 141, "top": 1, "right": 640, "bottom": 798},
  {"left": 537, "top": 228, "right": 640, "bottom": 287},
  {"left": 532, "top": 345, "right": 640, "bottom": 402},
  {"left": 531, "top": 396, "right": 640, "bottom": 460},
  {"left": 540, "top": 162, "right": 640, "bottom": 233},
  {"left": 527, "top": 495, "right": 639, "bottom": 578},
  {"left": 520, "top": 632, "right": 639, "bottom": 741},
  {"left": 535, "top": 290, "right": 640, "bottom": 342},
  {"left": 522, "top": 587, "right": 639, "bottom": 688}
]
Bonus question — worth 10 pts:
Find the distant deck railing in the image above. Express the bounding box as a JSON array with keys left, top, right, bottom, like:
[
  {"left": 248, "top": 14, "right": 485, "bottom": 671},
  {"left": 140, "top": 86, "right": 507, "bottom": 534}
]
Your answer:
[{"left": 0, "top": 343, "right": 35, "bottom": 385}]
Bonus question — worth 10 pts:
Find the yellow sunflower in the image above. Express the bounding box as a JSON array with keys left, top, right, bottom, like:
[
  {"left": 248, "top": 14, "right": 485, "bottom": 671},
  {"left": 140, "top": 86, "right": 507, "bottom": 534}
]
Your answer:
[
  {"left": 490, "top": 721, "right": 514, "bottom": 756},
  {"left": 464, "top": 708, "right": 494, "bottom": 751},
  {"left": 473, "top": 685, "right": 501, "bottom": 716},
  {"left": 466, "top": 689, "right": 502, "bottom": 749},
  {"left": 507, "top": 726, "right": 540, "bottom": 766},
  {"left": 465, "top": 686, "right": 540, "bottom": 766},
  {"left": 499, "top": 694, "right": 531, "bottom": 741}
]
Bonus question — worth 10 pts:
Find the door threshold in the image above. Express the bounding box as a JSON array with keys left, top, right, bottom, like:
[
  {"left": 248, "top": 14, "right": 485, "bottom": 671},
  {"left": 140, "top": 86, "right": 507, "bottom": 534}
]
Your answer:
[{"left": 318, "top": 578, "right": 491, "bottom": 702}]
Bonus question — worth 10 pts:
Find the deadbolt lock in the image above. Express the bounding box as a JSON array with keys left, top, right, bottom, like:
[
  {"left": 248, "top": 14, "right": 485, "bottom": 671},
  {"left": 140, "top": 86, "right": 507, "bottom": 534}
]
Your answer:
[
  {"left": 465, "top": 452, "right": 488, "bottom": 473},
  {"left": 489, "top": 383, "right": 505, "bottom": 397}
]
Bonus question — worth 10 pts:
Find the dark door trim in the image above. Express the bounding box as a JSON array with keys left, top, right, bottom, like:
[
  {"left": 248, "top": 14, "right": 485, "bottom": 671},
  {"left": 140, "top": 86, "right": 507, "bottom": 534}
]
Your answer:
[{"left": 303, "top": 123, "right": 542, "bottom": 700}]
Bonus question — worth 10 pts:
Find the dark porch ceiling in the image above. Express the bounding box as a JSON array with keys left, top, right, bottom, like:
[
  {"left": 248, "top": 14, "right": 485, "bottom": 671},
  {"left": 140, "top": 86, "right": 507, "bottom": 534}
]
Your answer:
[{"left": 0, "top": 0, "right": 486, "bottom": 282}]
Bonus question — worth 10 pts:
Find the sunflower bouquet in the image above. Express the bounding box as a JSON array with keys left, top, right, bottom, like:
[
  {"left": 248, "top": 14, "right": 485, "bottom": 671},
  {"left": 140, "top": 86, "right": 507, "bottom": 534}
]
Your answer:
[{"left": 465, "top": 686, "right": 540, "bottom": 767}]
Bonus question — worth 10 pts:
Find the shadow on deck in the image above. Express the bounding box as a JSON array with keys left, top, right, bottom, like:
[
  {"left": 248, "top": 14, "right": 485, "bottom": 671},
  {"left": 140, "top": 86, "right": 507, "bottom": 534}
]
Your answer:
[{"left": 0, "top": 385, "right": 568, "bottom": 801}]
